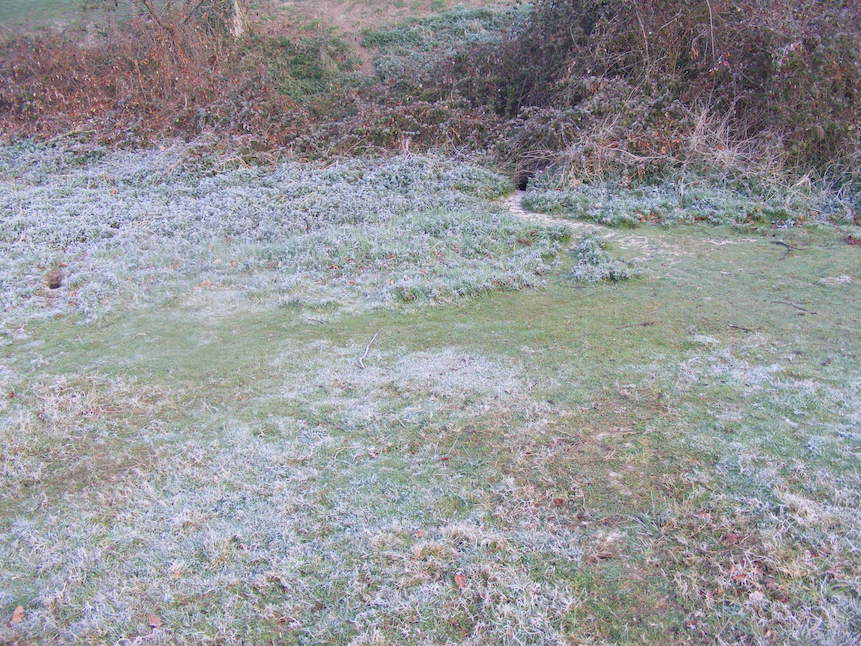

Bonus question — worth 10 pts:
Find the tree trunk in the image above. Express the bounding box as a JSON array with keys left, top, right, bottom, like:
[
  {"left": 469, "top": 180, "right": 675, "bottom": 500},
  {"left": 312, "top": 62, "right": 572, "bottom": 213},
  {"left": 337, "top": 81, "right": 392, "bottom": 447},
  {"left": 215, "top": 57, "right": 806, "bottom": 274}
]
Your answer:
[{"left": 230, "top": 0, "right": 247, "bottom": 38}]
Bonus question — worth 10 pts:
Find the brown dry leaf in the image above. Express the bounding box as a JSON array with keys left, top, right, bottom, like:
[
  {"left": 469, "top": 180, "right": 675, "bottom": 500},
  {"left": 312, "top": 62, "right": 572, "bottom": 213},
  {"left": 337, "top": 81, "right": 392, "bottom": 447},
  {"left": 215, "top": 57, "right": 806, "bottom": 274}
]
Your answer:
[
  {"left": 453, "top": 573, "right": 467, "bottom": 590},
  {"left": 146, "top": 613, "right": 162, "bottom": 629},
  {"left": 10, "top": 605, "right": 24, "bottom": 625}
]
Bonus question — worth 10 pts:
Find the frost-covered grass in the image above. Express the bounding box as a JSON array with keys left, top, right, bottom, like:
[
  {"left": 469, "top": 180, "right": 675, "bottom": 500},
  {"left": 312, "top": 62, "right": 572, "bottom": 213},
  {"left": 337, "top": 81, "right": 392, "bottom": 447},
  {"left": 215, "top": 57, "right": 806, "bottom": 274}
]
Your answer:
[
  {"left": 0, "top": 142, "right": 566, "bottom": 323},
  {"left": 362, "top": 6, "right": 521, "bottom": 52},
  {"left": 1, "top": 156, "right": 860, "bottom": 644},
  {"left": 522, "top": 170, "right": 856, "bottom": 229}
]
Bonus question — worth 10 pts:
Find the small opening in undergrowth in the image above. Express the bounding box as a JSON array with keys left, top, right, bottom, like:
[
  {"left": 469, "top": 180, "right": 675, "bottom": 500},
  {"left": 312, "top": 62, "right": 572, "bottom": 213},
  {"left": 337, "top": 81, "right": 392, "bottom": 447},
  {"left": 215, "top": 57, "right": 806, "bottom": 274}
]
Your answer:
[{"left": 515, "top": 171, "right": 532, "bottom": 191}]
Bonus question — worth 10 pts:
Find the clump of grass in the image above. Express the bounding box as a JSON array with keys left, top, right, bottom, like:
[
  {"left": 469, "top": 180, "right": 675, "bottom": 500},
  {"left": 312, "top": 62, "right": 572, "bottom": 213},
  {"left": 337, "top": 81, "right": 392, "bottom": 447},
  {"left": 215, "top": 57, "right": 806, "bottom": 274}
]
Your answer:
[
  {"left": 261, "top": 31, "right": 360, "bottom": 101},
  {"left": 568, "top": 235, "right": 634, "bottom": 283}
]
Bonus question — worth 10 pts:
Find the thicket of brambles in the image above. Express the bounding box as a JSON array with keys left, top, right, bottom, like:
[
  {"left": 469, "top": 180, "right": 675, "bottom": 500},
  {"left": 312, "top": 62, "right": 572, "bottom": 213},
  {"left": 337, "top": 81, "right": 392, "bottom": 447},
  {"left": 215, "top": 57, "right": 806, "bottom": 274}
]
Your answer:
[
  {"left": 1, "top": 0, "right": 858, "bottom": 184},
  {"left": 428, "top": 0, "right": 860, "bottom": 181}
]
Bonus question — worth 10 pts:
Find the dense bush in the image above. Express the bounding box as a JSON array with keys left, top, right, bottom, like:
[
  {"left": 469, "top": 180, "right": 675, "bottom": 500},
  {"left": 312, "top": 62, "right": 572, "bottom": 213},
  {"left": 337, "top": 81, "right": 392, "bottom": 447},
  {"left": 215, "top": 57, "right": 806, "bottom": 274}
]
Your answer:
[
  {"left": 428, "top": 0, "right": 861, "bottom": 176},
  {"left": 0, "top": 7, "right": 363, "bottom": 148}
]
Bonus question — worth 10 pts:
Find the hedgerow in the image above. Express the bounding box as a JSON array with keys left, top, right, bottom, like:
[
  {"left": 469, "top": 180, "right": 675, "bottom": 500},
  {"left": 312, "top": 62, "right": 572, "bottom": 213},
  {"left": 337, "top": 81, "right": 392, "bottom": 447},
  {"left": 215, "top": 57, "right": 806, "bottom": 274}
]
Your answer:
[{"left": 0, "top": 1, "right": 857, "bottom": 194}]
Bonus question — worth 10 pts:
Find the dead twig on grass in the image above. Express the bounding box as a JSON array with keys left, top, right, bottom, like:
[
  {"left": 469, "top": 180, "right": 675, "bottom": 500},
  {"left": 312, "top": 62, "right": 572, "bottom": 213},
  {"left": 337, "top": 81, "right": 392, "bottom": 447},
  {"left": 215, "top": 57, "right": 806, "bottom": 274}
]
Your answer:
[
  {"left": 770, "top": 240, "right": 805, "bottom": 258},
  {"left": 616, "top": 321, "right": 657, "bottom": 330},
  {"left": 728, "top": 324, "right": 755, "bottom": 333},
  {"left": 773, "top": 300, "right": 817, "bottom": 315},
  {"left": 357, "top": 330, "right": 381, "bottom": 369}
]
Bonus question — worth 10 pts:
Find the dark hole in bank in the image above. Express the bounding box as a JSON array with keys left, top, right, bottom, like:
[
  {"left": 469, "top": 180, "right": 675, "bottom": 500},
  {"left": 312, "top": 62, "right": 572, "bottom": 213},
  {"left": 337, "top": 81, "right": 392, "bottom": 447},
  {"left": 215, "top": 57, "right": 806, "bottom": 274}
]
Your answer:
[{"left": 515, "top": 171, "right": 532, "bottom": 191}]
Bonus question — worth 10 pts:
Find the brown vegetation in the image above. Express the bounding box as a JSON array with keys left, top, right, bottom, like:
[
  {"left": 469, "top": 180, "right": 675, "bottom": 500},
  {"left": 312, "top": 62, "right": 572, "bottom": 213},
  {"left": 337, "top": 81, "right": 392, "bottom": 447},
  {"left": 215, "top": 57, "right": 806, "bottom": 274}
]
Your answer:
[
  {"left": 427, "top": 0, "right": 861, "bottom": 176},
  {"left": 0, "top": 0, "right": 858, "bottom": 179},
  {"left": 0, "top": 13, "right": 303, "bottom": 148}
]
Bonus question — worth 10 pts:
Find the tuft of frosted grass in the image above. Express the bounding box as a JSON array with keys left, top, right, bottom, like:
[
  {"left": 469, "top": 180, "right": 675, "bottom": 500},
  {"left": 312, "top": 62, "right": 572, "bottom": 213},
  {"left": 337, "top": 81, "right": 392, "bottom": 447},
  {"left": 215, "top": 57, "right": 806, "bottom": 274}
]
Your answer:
[
  {"left": 0, "top": 143, "right": 564, "bottom": 322},
  {"left": 568, "top": 235, "right": 634, "bottom": 283}
]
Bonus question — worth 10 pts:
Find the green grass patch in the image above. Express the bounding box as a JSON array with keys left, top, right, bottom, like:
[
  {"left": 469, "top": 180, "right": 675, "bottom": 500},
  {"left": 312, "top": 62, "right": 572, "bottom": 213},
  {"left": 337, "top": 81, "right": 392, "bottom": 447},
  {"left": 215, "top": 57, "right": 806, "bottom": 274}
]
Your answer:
[
  {"left": 258, "top": 31, "right": 361, "bottom": 100},
  {"left": 362, "top": 5, "right": 528, "bottom": 79}
]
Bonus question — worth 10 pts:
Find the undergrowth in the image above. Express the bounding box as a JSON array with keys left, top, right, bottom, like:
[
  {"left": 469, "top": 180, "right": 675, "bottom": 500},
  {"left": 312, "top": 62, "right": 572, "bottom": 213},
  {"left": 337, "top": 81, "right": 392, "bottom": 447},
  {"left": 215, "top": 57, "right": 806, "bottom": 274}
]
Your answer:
[{"left": 1, "top": 0, "right": 858, "bottom": 199}]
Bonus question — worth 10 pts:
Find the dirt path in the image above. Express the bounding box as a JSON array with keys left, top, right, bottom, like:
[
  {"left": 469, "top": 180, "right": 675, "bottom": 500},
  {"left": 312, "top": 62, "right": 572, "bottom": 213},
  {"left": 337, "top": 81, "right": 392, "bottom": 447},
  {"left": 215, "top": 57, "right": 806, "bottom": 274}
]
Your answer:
[
  {"left": 502, "top": 190, "right": 696, "bottom": 265},
  {"left": 502, "top": 191, "right": 610, "bottom": 243}
]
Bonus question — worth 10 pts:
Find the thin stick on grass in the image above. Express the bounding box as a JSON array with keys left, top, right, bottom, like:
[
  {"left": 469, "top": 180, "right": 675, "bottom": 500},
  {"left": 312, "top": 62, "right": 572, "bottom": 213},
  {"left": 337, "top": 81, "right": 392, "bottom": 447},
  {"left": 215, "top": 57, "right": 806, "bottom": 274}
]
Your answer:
[
  {"left": 773, "top": 300, "right": 817, "bottom": 315},
  {"left": 357, "top": 330, "right": 381, "bottom": 369},
  {"left": 616, "top": 321, "right": 656, "bottom": 330},
  {"left": 770, "top": 240, "right": 805, "bottom": 258},
  {"left": 728, "top": 324, "right": 755, "bottom": 333}
]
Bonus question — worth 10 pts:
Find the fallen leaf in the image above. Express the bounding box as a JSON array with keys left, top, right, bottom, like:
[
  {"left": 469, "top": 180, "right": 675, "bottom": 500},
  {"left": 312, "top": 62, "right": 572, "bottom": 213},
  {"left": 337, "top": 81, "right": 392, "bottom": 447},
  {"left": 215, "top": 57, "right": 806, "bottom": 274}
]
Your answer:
[
  {"left": 146, "top": 613, "right": 162, "bottom": 629},
  {"left": 453, "top": 573, "right": 467, "bottom": 590},
  {"left": 10, "top": 605, "right": 24, "bottom": 625}
]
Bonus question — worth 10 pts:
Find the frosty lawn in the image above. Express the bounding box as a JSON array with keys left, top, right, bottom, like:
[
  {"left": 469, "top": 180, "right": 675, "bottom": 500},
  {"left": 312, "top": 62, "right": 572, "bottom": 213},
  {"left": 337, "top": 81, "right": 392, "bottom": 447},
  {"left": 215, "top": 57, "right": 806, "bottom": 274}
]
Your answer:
[{"left": 1, "top": 145, "right": 860, "bottom": 645}]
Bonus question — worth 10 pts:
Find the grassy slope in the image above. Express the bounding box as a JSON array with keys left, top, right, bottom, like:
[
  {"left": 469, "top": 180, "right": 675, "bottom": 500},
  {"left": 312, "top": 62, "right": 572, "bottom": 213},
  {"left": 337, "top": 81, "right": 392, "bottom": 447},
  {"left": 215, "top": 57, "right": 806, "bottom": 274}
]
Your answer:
[
  {"left": 2, "top": 217, "right": 859, "bottom": 644},
  {"left": 0, "top": 0, "right": 140, "bottom": 28},
  {"left": 0, "top": 0, "right": 82, "bottom": 26}
]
